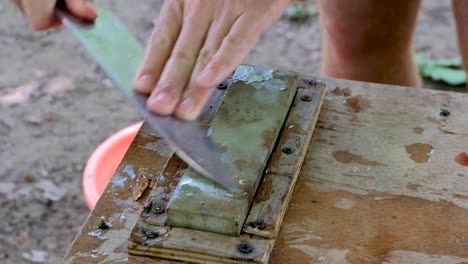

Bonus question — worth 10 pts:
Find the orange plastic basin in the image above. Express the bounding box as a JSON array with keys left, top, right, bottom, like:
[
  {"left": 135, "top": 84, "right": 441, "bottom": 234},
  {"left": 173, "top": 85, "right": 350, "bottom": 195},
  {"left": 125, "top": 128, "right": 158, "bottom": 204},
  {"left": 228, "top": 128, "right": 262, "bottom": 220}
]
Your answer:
[{"left": 83, "top": 122, "right": 143, "bottom": 210}]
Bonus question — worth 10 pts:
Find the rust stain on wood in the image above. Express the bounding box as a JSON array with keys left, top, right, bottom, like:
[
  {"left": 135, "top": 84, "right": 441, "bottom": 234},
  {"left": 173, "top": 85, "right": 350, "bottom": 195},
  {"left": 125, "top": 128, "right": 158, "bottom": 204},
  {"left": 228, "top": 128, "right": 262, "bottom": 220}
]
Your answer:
[
  {"left": 272, "top": 184, "right": 468, "bottom": 264},
  {"left": 333, "top": 151, "right": 386, "bottom": 166},
  {"left": 427, "top": 116, "right": 442, "bottom": 124},
  {"left": 405, "top": 143, "right": 433, "bottom": 163},
  {"left": 332, "top": 87, "right": 352, "bottom": 97},
  {"left": 343, "top": 173, "right": 376, "bottom": 180},
  {"left": 406, "top": 183, "right": 422, "bottom": 191},
  {"left": 413, "top": 127, "right": 425, "bottom": 134},
  {"left": 453, "top": 193, "right": 468, "bottom": 200},
  {"left": 455, "top": 152, "right": 468, "bottom": 166},
  {"left": 345, "top": 95, "right": 371, "bottom": 113}
]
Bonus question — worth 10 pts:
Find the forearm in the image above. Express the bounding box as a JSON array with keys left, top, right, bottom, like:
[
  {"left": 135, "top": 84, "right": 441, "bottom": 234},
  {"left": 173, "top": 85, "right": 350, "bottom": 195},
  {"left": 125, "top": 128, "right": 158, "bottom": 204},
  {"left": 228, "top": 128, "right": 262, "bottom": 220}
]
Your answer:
[{"left": 453, "top": 0, "right": 468, "bottom": 71}]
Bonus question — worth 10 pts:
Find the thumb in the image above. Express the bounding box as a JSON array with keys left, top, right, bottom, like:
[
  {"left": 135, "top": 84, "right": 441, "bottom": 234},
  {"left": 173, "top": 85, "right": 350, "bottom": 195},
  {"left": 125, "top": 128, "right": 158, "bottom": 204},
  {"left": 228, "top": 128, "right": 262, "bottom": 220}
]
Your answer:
[
  {"left": 20, "top": 0, "right": 59, "bottom": 30},
  {"left": 65, "top": 0, "right": 97, "bottom": 21}
]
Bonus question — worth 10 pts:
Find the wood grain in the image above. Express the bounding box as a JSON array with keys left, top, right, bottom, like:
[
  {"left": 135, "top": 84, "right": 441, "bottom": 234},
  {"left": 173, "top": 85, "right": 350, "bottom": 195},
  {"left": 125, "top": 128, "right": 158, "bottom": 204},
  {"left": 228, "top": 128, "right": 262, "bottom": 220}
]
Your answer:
[
  {"left": 244, "top": 86, "right": 326, "bottom": 239},
  {"left": 62, "top": 76, "right": 468, "bottom": 264},
  {"left": 128, "top": 228, "right": 273, "bottom": 264},
  {"left": 270, "top": 78, "right": 468, "bottom": 263}
]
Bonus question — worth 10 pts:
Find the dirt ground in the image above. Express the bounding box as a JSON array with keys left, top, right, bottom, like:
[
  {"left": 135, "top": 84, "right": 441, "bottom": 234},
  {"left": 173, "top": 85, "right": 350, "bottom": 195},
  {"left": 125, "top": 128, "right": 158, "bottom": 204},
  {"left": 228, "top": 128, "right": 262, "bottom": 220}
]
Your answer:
[{"left": 0, "top": 1, "right": 464, "bottom": 263}]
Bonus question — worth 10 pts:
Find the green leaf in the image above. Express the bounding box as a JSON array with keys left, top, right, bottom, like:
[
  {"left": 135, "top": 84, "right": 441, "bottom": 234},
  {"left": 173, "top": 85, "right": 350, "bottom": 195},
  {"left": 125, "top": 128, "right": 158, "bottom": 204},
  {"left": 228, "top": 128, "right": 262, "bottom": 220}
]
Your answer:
[
  {"left": 420, "top": 65, "right": 466, "bottom": 86},
  {"left": 414, "top": 53, "right": 428, "bottom": 66},
  {"left": 284, "top": 4, "right": 317, "bottom": 21},
  {"left": 414, "top": 53, "right": 466, "bottom": 86}
]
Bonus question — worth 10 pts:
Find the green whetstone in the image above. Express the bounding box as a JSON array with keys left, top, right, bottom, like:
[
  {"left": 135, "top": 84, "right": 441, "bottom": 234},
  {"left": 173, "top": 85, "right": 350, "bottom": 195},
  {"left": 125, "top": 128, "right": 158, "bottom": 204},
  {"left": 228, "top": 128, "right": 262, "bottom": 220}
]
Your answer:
[{"left": 166, "top": 66, "right": 298, "bottom": 236}]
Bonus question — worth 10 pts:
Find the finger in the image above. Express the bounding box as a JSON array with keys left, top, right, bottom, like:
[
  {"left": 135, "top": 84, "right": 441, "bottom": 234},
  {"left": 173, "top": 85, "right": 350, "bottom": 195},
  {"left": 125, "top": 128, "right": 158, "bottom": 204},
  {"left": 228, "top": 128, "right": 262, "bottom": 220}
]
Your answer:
[
  {"left": 21, "top": 0, "right": 60, "bottom": 30},
  {"left": 21, "top": 0, "right": 96, "bottom": 30},
  {"left": 196, "top": 13, "right": 262, "bottom": 89},
  {"left": 65, "top": 0, "right": 97, "bottom": 21},
  {"left": 12, "top": 0, "right": 24, "bottom": 12},
  {"left": 133, "top": 1, "right": 183, "bottom": 94},
  {"left": 174, "top": 11, "right": 241, "bottom": 120},
  {"left": 146, "top": 4, "right": 213, "bottom": 116}
]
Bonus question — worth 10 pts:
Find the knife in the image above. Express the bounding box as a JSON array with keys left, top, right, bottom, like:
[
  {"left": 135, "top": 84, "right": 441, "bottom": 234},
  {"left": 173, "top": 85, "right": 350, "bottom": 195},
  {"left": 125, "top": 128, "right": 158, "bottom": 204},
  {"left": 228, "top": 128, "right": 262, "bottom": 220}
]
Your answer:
[{"left": 56, "top": 8, "right": 239, "bottom": 192}]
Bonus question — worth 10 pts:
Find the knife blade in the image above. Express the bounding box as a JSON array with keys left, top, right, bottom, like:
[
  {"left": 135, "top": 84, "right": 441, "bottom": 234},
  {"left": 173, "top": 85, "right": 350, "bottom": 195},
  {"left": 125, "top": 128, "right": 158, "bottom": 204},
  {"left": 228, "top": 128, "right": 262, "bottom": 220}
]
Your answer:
[{"left": 56, "top": 8, "right": 239, "bottom": 192}]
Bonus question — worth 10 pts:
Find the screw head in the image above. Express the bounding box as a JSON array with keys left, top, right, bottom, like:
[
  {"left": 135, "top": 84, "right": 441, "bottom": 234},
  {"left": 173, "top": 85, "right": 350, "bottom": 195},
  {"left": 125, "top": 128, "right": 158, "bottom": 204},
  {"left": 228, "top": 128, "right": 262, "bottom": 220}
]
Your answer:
[
  {"left": 217, "top": 79, "right": 230, "bottom": 90},
  {"left": 152, "top": 206, "right": 165, "bottom": 214},
  {"left": 282, "top": 147, "right": 295, "bottom": 155},
  {"left": 300, "top": 95, "right": 312, "bottom": 102},
  {"left": 304, "top": 79, "right": 319, "bottom": 86},
  {"left": 217, "top": 83, "right": 228, "bottom": 90},
  {"left": 97, "top": 217, "right": 112, "bottom": 230},
  {"left": 145, "top": 230, "right": 158, "bottom": 239},
  {"left": 440, "top": 109, "right": 450, "bottom": 117},
  {"left": 251, "top": 220, "right": 267, "bottom": 229},
  {"left": 237, "top": 242, "right": 254, "bottom": 254}
]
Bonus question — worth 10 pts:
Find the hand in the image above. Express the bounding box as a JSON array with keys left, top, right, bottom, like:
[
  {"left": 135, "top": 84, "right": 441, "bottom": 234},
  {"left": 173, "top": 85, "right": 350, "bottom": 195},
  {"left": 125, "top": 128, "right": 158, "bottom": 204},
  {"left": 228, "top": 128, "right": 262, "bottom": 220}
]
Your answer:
[
  {"left": 12, "top": 0, "right": 96, "bottom": 30},
  {"left": 134, "top": 0, "right": 289, "bottom": 120}
]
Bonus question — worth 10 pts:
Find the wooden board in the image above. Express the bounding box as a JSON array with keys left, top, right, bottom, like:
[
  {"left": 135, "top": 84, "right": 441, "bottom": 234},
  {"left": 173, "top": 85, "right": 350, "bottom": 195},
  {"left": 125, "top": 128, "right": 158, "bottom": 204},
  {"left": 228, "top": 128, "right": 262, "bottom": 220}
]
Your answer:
[
  {"left": 244, "top": 84, "right": 325, "bottom": 239},
  {"left": 62, "top": 77, "right": 468, "bottom": 264}
]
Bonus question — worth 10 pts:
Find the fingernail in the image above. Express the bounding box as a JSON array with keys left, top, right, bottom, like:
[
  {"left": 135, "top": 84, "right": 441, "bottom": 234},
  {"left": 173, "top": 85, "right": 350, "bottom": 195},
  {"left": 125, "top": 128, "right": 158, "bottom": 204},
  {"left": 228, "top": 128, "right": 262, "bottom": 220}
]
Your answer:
[
  {"left": 83, "top": 0, "right": 97, "bottom": 18},
  {"left": 84, "top": 0, "right": 96, "bottom": 11},
  {"left": 148, "top": 92, "right": 169, "bottom": 106},
  {"left": 133, "top": 74, "right": 155, "bottom": 93},
  {"left": 177, "top": 97, "right": 199, "bottom": 120},
  {"left": 197, "top": 68, "right": 217, "bottom": 87}
]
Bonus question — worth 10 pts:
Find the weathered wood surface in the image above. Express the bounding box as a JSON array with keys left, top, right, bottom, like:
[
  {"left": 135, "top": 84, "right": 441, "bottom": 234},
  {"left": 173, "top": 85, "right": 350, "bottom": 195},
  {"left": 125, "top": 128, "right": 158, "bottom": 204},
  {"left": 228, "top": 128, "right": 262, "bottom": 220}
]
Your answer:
[
  {"left": 244, "top": 87, "right": 325, "bottom": 239},
  {"left": 62, "top": 77, "right": 468, "bottom": 264},
  {"left": 129, "top": 228, "right": 274, "bottom": 264}
]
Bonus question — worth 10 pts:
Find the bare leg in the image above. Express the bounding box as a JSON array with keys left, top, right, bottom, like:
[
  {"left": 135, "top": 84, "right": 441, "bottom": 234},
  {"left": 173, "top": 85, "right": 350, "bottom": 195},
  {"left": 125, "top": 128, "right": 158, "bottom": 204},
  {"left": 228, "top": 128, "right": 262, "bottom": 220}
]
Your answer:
[
  {"left": 318, "top": 0, "right": 421, "bottom": 87},
  {"left": 453, "top": 0, "right": 468, "bottom": 72}
]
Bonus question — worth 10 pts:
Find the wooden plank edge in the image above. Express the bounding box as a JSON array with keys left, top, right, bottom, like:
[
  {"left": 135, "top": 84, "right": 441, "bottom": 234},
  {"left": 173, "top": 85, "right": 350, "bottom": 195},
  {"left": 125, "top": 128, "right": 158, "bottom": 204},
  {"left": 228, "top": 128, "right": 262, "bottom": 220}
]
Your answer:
[
  {"left": 244, "top": 85, "right": 327, "bottom": 238},
  {"left": 128, "top": 224, "right": 274, "bottom": 263},
  {"left": 128, "top": 241, "right": 267, "bottom": 264}
]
